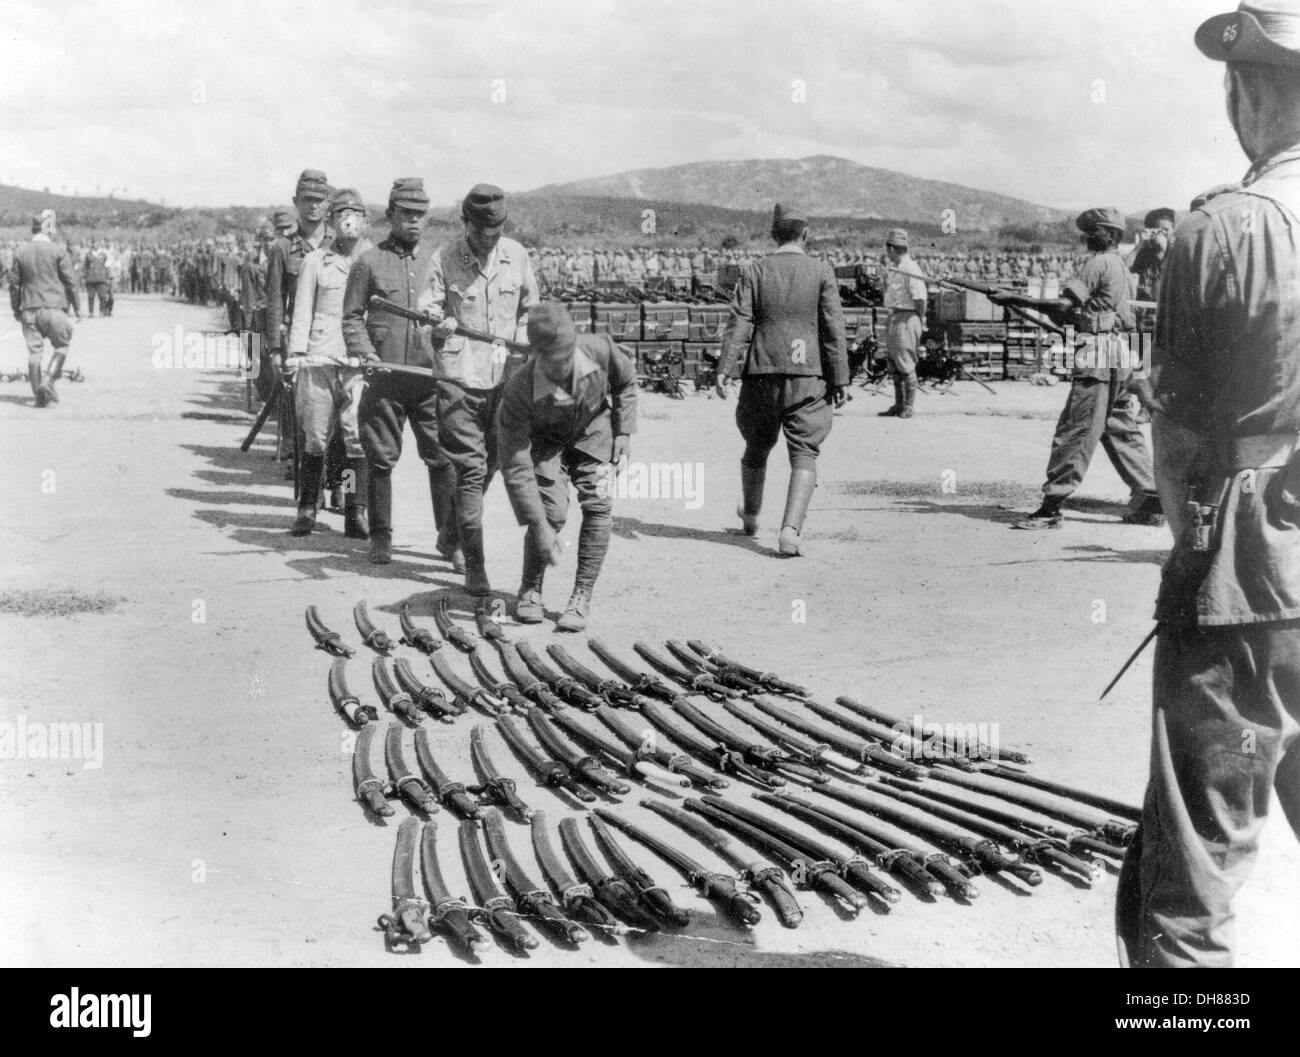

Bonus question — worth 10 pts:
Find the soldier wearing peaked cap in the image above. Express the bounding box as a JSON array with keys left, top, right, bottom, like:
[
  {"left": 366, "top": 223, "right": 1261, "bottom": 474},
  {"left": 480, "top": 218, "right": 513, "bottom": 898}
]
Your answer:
[
  {"left": 878, "top": 227, "right": 928, "bottom": 419},
  {"left": 418, "top": 183, "right": 539, "bottom": 601},
  {"left": 716, "top": 203, "right": 849, "bottom": 556},
  {"left": 1113, "top": 0, "right": 1300, "bottom": 969}
]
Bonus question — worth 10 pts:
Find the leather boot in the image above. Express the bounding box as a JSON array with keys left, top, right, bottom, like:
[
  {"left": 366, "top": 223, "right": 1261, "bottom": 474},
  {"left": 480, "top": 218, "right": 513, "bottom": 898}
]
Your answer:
[
  {"left": 878, "top": 376, "right": 902, "bottom": 416},
  {"left": 737, "top": 462, "right": 765, "bottom": 535},
  {"left": 428, "top": 463, "right": 463, "bottom": 572},
  {"left": 325, "top": 433, "right": 347, "bottom": 511},
  {"left": 898, "top": 376, "right": 917, "bottom": 419},
  {"left": 368, "top": 470, "right": 393, "bottom": 563},
  {"left": 514, "top": 538, "right": 547, "bottom": 624},
  {"left": 460, "top": 523, "right": 490, "bottom": 597},
  {"left": 778, "top": 467, "right": 817, "bottom": 556},
  {"left": 29, "top": 363, "right": 48, "bottom": 408},
  {"left": 343, "top": 457, "right": 369, "bottom": 539},
  {"left": 291, "top": 452, "right": 324, "bottom": 535},
  {"left": 43, "top": 351, "right": 66, "bottom": 405},
  {"left": 555, "top": 589, "right": 591, "bottom": 633}
]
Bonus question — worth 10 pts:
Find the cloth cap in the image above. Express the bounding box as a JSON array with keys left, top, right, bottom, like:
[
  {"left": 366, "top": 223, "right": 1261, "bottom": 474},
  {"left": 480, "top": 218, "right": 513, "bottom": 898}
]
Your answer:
[
  {"left": 772, "top": 202, "right": 808, "bottom": 225},
  {"left": 526, "top": 302, "right": 577, "bottom": 354},
  {"left": 330, "top": 187, "right": 365, "bottom": 214},
  {"left": 1143, "top": 207, "right": 1177, "bottom": 228},
  {"left": 462, "top": 183, "right": 508, "bottom": 226},
  {"left": 885, "top": 228, "right": 909, "bottom": 248},
  {"left": 389, "top": 177, "right": 430, "bottom": 211},
  {"left": 1197, "top": 1, "right": 1300, "bottom": 66},
  {"left": 1076, "top": 207, "right": 1127, "bottom": 234},
  {"left": 295, "top": 169, "right": 331, "bottom": 198},
  {"left": 272, "top": 208, "right": 295, "bottom": 228},
  {"left": 256, "top": 219, "right": 275, "bottom": 237}
]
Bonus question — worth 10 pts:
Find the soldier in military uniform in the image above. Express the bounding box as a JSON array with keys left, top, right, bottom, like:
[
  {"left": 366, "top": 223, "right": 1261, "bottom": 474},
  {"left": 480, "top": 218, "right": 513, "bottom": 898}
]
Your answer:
[
  {"left": 419, "top": 184, "right": 538, "bottom": 599},
  {"left": 878, "top": 229, "right": 928, "bottom": 419},
  {"left": 716, "top": 203, "right": 848, "bottom": 556},
  {"left": 497, "top": 302, "right": 637, "bottom": 631},
  {"left": 239, "top": 220, "right": 276, "bottom": 402},
  {"left": 9, "top": 210, "right": 80, "bottom": 407}
]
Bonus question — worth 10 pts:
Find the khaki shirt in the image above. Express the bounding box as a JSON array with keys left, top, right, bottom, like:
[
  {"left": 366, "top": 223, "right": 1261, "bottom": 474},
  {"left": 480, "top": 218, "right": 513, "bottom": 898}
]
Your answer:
[
  {"left": 288, "top": 238, "right": 371, "bottom": 364},
  {"left": 883, "top": 255, "right": 927, "bottom": 311}
]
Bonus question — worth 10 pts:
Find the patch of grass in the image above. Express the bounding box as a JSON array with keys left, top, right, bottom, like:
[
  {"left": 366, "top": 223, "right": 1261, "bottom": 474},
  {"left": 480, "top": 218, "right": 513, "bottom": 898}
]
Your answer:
[{"left": 0, "top": 588, "right": 124, "bottom": 618}]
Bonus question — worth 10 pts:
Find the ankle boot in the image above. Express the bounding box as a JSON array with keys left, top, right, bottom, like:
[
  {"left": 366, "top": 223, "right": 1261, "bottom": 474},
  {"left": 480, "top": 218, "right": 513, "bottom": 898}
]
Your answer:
[
  {"left": 514, "top": 534, "right": 548, "bottom": 623},
  {"left": 368, "top": 471, "right": 393, "bottom": 563},
  {"left": 460, "top": 523, "right": 490, "bottom": 597},
  {"left": 778, "top": 467, "right": 818, "bottom": 556},
  {"left": 343, "top": 457, "right": 369, "bottom": 539},
  {"left": 555, "top": 589, "right": 591, "bottom": 633},
  {"left": 291, "top": 452, "right": 325, "bottom": 535},
  {"left": 738, "top": 463, "right": 765, "bottom": 535}
]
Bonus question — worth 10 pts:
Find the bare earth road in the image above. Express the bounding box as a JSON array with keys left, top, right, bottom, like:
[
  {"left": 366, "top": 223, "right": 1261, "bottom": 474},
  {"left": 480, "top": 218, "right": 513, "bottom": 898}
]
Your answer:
[{"left": 1, "top": 294, "right": 1296, "bottom": 968}]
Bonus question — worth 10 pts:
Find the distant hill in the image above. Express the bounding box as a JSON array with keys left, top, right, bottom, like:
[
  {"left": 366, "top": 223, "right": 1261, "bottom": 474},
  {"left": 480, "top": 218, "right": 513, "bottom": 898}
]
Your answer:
[
  {"left": 527, "top": 155, "right": 1067, "bottom": 233},
  {"left": 0, "top": 184, "right": 176, "bottom": 229}
]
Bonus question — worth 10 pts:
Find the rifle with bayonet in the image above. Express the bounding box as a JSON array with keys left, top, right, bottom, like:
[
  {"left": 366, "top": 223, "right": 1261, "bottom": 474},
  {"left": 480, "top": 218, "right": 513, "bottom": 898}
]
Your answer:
[
  {"left": 399, "top": 604, "right": 441, "bottom": 655},
  {"left": 352, "top": 722, "right": 395, "bottom": 817},
  {"left": 428, "top": 649, "right": 507, "bottom": 715},
  {"left": 515, "top": 640, "right": 604, "bottom": 710},
  {"left": 372, "top": 658, "right": 424, "bottom": 725},
  {"left": 383, "top": 723, "right": 439, "bottom": 814},
  {"left": 587, "top": 813, "right": 692, "bottom": 927},
  {"left": 306, "top": 605, "right": 354, "bottom": 657},
  {"left": 558, "top": 816, "right": 660, "bottom": 931},
  {"left": 413, "top": 728, "right": 482, "bottom": 818},
  {"left": 938, "top": 274, "right": 1070, "bottom": 339},
  {"left": 594, "top": 809, "right": 762, "bottom": 927},
  {"left": 530, "top": 813, "right": 626, "bottom": 936},
  {"left": 684, "top": 640, "right": 809, "bottom": 697},
  {"left": 641, "top": 798, "right": 804, "bottom": 926},
  {"left": 377, "top": 817, "right": 432, "bottom": 950},
  {"left": 468, "top": 725, "right": 533, "bottom": 820},
  {"left": 393, "top": 657, "right": 460, "bottom": 720},
  {"left": 433, "top": 597, "right": 478, "bottom": 653},
  {"left": 328, "top": 659, "right": 378, "bottom": 727},
  {"left": 418, "top": 821, "right": 489, "bottom": 952},
  {"left": 496, "top": 715, "right": 597, "bottom": 803},
  {"left": 368, "top": 295, "right": 531, "bottom": 354},
  {"left": 482, "top": 808, "right": 591, "bottom": 945},
  {"left": 352, "top": 601, "right": 393, "bottom": 655},
  {"left": 458, "top": 821, "right": 539, "bottom": 952}
]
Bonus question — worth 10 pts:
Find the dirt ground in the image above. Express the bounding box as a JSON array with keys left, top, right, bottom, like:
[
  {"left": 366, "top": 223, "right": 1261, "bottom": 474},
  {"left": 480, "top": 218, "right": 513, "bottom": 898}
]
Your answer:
[{"left": 1, "top": 293, "right": 1296, "bottom": 969}]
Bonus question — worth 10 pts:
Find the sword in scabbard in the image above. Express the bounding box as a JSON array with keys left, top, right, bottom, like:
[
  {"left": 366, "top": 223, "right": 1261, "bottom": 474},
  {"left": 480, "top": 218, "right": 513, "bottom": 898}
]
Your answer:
[
  {"left": 684, "top": 640, "right": 809, "bottom": 697},
  {"left": 525, "top": 709, "right": 632, "bottom": 796},
  {"left": 482, "top": 808, "right": 591, "bottom": 945},
  {"left": 352, "top": 722, "right": 395, "bottom": 817},
  {"left": 984, "top": 764, "right": 1141, "bottom": 823},
  {"left": 393, "top": 657, "right": 459, "bottom": 721},
  {"left": 468, "top": 725, "right": 533, "bottom": 820},
  {"left": 750, "top": 695, "right": 925, "bottom": 779},
  {"left": 666, "top": 639, "right": 765, "bottom": 695},
  {"left": 493, "top": 640, "right": 566, "bottom": 710},
  {"left": 239, "top": 384, "right": 279, "bottom": 452},
  {"left": 496, "top": 715, "right": 597, "bottom": 803},
  {"left": 372, "top": 658, "right": 423, "bottom": 725},
  {"left": 429, "top": 649, "right": 507, "bottom": 715},
  {"left": 434, "top": 597, "right": 478, "bottom": 653},
  {"left": 836, "top": 693, "right": 1029, "bottom": 765},
  {"left": 413, "top": 729, "right": 482, "bottom": 818},
  {"left": 531, "top": 812, "right": 626, "bottom": 936},
  {"left": 467, "top": 648, "right": 533, "bottom": 714},
  {"left": 306, "top": 605, "right": 354, "bottom": 657},
  {"left": 475, "top": 608, "right": 508, "bottom": 643},
  {"left": 670, "top": 695, "right": 828, "bottom": 785},
  {"left": 640, "top": 798, "right": 804, "bottom": 927},
  {"left": 399, "top": 604, "right": 441, "bottom": 655},
  {"left": 683, "top": 798, "right": 866, "bottom": 912},
  {"left": 418, "top": 821, "right": 489, "bottom": 952},
  {"left": 633, "top": 641, "right": 738, "bottom": 699},
  {"left": 587, "top": 813, "right": 691, "bottom": 927},
  {"left": 353, "top": 601, "right": 394, "bottom": 655},
  {"left": 595, "top": 706, "right": 725, "bottom": 789},
  {"left": 377, "top": 817, "right": 432, "bottom": 949},
  {"left": 595, "top": 809, "right": 761, "bottom": 927},
  {"left": 458, "top": 821, "right": 539, "bottom": 952},
  {"left": 703, "top": 796, "right": 900, "bottom": 906},
  {"left": 639, "top": 699, "right": 778, "bottom": 788},
  {"left": 367, "top": 295, "right": 531, "bottom": 354},
  {"left": 546, "top": 644, "right": 649, "bottom": 709},
  {"left": 515, "top": 641, "right": 604, "bottom": 709},
  {"left": 329, "top": 659, "right": 378, "bottom": 727},
  {"left": 558, "top": 817, "right": 660, "bottom": 932},
  {"left": 724, "top": 699, "right": 864, "bottom": 774},
  {"left": 587, "top": 638, "right": 681, "bottom": 702},
  {"left": 383, "top": 723, "right": 439, "bottom": 814},
  {"left": 550, "top": 707, "right": 692, "bottom": 789}
]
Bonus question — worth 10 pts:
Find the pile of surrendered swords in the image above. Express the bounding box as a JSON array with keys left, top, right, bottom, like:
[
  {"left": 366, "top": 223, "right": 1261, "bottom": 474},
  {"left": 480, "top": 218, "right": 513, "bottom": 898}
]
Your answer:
[{"left": 309, "top": 600, "right": 1141, "bottom": 957}]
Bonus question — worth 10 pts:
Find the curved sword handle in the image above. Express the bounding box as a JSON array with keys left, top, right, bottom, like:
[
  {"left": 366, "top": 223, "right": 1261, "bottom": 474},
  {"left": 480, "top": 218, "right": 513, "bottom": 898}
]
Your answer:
[
  {"left": 746, "top": 865, "right": 804, "bottom": 928},
  {"left": 560, "top": 884, "right": 627, "bottom": 936},
  {"left": 631, "top": 759, "right": 693, "bottom": 788},
  {"left": 378, "top": 897, "right": 432, "bottom": 948},
  {"left": 356, "top": 777, "right": 395, "bottom": 817},
  {"left": 470, "top": 897, "right": 539, "bottom": 952},
  {"left": 468, "top": 776, "right": 533, "bottom": 821},
  {"left": 430, "top": 899, "right": 491, "bottom": 952},
  {"left": 924, "top": 855, "right": 980, "bottom": 900},
  {"left": 307, "top": 606, "right": 354, "bottom": 657},
  {"left": 516, "top": 891, "right": 591, "bottom": 945}
]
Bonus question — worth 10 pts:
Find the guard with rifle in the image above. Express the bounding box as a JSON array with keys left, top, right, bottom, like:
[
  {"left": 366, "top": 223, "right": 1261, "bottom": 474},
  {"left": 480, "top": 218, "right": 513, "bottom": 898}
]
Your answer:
[
  {"left": 418, "top": 184, "right": 539, "bottom": 600},
  {"left": 716, "top": 203, "right": 848, "bottom": 557},
  {"left": 342, "top": 177, "right": 453, "bottom": 566},
  {"left": 497, "top": 302, "right": 638, "bottom": 631},
  {"left": 878, "top": 228, "right": 927, "bottom": 418},
  {"left": 1116, "top": 0, "right": 1300, "bottom": 968},
  {"left": 284, "top": 188, "right": 373, "bottom": 539},
  {"left": 995, "top": 207, "right": 1163, "bottom": 529}
]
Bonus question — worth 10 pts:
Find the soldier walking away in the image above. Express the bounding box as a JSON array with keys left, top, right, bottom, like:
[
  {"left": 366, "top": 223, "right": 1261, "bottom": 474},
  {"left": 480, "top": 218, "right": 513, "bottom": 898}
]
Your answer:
[
  {"left": 1115, "top": 0, "right": 1300, "bottom": 967},
  {"left": 497, "top": 303, "right": 637, "bottom": 632},
  {"left": 286, "top": 188, "right": 374, "bottom": 540},
  {"left": 878, "top": 229, "right": 927, "bottom": 419},
  {"left": 418, "top": 184, "right": 539, "bottom": 600},
  {"left": 342, "top": 177, "right": 452, "bottom": 566},
  {"left": 1000, "top": 208, "right": 1163, "bottom": 529},
  {"left": 8, "top": 210, "right": 81, "bottom": 408},
  {"left": 716, "top": 203, "right": 848, "bottom": 557}
]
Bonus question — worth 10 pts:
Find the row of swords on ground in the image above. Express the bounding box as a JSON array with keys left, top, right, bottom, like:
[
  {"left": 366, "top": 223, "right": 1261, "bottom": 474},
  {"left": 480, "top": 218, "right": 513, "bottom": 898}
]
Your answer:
[{"left": 304, "top": 601, "right": 1142, "bottom": 955}]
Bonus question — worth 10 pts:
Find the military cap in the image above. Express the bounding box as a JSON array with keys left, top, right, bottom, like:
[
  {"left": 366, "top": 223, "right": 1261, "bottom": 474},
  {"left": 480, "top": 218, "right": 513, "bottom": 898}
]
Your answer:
[
  {"left": 1075, "top": 207, "right": 1127, "bottom": 234},
  {"left": 1143, "top": 207, "right": 1177, "bottom": 228},
  {"left": 527, "top": 301, "right": 577, "bottom": 354},
  {"left": 462, "top": 184, "right": 508, "bottom": 226},
  {"left": 295, "top": 169, "right": 331, "bottom": 198},
  {"left": 330, "top": 187, "right": 365, "bottom": 214},
  {"left": 885, "top": 228, "right": 909, "bottom": 248},
  {"left": 256, "top": 218, "right": 275, "bottom": 237},
  {"left": 772, "top": 202, "right": 808, "bottom": 225},
  {"left": 272, "top": 208, "right": 295, "bottom": 229},
  {"left": 389, "top": 177, "right": 430, "bottom": 210},
  {"left": 1197, "top": 1, "right": 1300, "bottom": 66}
]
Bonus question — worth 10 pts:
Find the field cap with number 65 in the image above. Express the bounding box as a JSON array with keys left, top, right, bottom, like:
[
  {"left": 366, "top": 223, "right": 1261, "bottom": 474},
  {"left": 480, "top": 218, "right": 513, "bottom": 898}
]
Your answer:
[{"left": 1197, "top": 1, "right": 1300, "bottom": 65}]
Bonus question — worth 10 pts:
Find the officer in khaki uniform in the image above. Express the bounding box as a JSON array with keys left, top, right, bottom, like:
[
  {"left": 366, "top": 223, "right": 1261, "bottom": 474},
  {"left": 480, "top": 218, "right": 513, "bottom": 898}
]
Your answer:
[
  {"left": 8, "top": 210, "right": 81, "bottom": 407},
  {"left": 878, "top": 228, "right": 927, "bottom": 419},
  {"left": 717, "top": 203, "right": 848, "bottom": 556},
  {"left": 419, "top": 184, "right": 538, "bottom": 599}
]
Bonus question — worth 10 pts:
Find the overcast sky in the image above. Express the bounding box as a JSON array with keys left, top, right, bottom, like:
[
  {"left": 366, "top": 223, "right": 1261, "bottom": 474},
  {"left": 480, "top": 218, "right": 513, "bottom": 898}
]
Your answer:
[{"left": 0, "top": 0, "right": 1250, "bottom": 213}]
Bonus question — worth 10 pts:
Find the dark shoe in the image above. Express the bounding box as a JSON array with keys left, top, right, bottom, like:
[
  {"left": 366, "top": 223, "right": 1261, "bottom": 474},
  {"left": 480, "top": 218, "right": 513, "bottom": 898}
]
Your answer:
[
  {"left": 738, "top": 463, "right": 765, "bottom": 535},
  {"left": 460, "top": 524, "right": 491, "bottom": 597},
  {"left": 877, "top": 405, "right": 901, "bottom": 417},
  {"left": 896, "top": 406, "right": 913, "bottom": 419},
  {"left": 41, "top": 380, "right": 58, "bottom": 405},
  {"left": 1011, "top": 505, "right": 1063, "bottom": 530},
  {"left": 344, "top": 506, "right": 370, "bottom": 539},
  {"left": 369, "top": 530, "right": 393, "bottom": 564},
  {"left": 33, "top": 387, "right": 48, "bottom": 409},
  {"left": 555, "top": 590, "right": 591, "bottom": 632},
  {"left": 290, "top": 506, "right": 316, "bottom": 536},
  {"left": 514, "top": 588, "right": 544, "bottom": 624}
]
